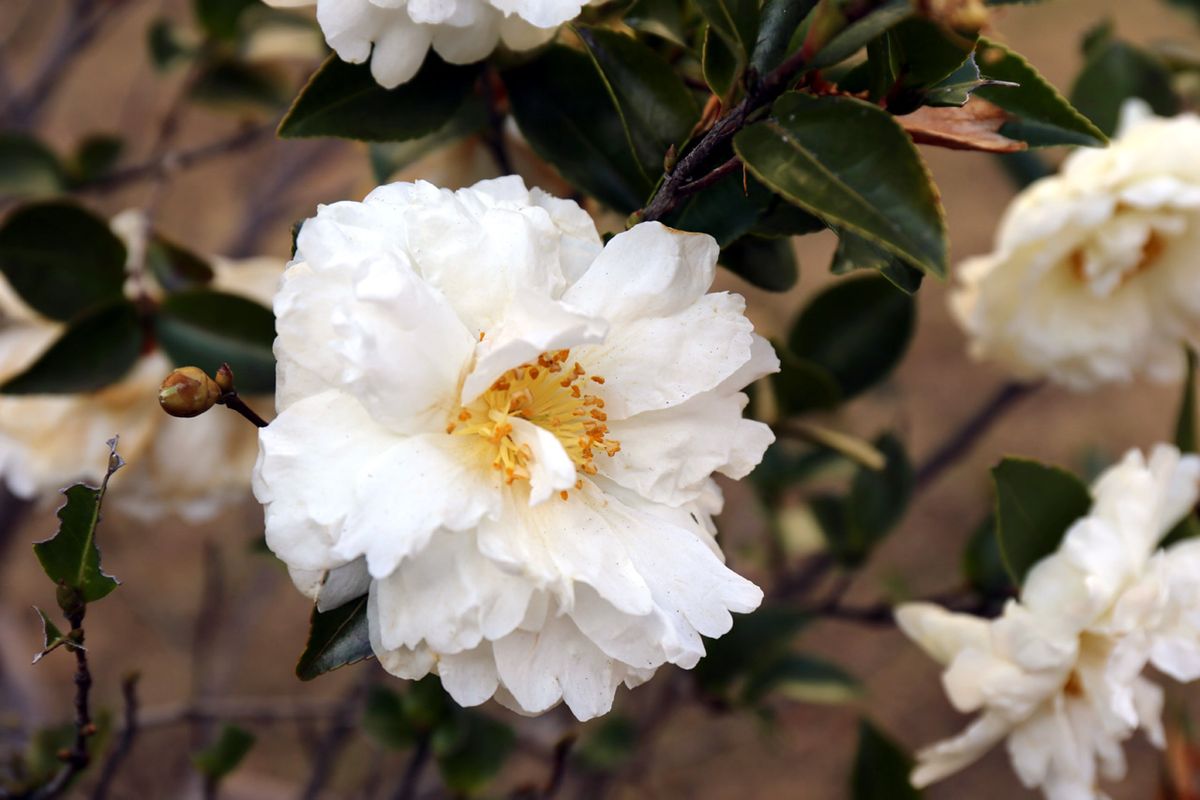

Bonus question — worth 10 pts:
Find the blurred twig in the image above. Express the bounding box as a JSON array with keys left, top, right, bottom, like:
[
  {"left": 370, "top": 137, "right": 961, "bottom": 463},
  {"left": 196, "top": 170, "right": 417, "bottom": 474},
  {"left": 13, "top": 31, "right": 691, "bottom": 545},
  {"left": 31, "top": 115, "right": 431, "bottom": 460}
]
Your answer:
[
  {"left": 300, "top": 677, "right": 368, "bottom": 800},
  {"left": 393, "top": 733, "right": 431, "bottom": 800},
  {"left": 31, "top": 607, "right": 94, "bottom": 800},
  {"left": 135, "top": 697, "right": 344, "bottom": 731},
  {"left": 90, "top": 674, "right": 139, "bottom": 800}
]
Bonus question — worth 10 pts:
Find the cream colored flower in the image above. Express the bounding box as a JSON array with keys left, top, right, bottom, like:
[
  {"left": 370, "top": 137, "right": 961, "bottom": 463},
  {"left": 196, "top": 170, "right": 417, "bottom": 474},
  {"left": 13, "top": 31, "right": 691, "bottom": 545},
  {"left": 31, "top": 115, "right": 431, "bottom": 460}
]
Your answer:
[
  {"left": 255, "top": 177, "right": 773, "bottom": 719},
  {"left": 0, "top": 211, "right": 281, "bottom": 521},
  {"left": 951, "top": 101, "right": 1200, "bottom": 389},
  {"left": 268, "top": 0, "right": 584, "bottom": 88},
  {"left": 899, "top": 445, "right": 1200, "bottom": 799}
]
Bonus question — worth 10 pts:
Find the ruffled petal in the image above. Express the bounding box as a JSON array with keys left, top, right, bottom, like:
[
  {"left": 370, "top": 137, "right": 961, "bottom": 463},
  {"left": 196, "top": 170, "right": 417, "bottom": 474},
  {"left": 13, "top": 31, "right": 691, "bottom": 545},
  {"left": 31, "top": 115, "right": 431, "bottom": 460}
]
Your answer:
[
  {"left": 911, "top": 711, "right": 1011, "bottom": 788},
  {"left": 438, "top": 644, "right": 501, "bottom": 707},
  {"left": 369, "top": 18, "right": 433, "bottom": 88},
  {"left": 895, "top": 602, "right": 992, "bottom": 667},
  {"left": 508, "top": 418, "right": 576, "bottom": 505}
]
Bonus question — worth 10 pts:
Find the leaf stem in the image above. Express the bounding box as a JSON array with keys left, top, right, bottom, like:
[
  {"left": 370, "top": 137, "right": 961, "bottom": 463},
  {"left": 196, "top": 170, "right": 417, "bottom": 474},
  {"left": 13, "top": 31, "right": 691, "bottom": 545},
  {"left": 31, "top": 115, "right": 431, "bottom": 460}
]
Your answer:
[{"left": 217, "top": 391, "right": 269, "bottom": 429}]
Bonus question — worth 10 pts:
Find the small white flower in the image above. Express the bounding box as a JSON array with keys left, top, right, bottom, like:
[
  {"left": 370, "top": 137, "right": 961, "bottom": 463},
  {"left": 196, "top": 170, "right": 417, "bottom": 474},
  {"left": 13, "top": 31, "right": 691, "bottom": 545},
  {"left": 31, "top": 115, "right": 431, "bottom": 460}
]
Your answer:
[
  {"left": 0, "top": 211, "right": 281, "bottom": 521},
  {"left": 255, "top": 176, "right": 773, "bottom": 719},
  {"left": 899, "top": 445, "right": 1200, "bottom": 799},
  {"left": 950, "top": 101, "right": 1200, "bottom": 390},
  {"left": 269, "top": 0, "right": 585, "bottom": 88}
]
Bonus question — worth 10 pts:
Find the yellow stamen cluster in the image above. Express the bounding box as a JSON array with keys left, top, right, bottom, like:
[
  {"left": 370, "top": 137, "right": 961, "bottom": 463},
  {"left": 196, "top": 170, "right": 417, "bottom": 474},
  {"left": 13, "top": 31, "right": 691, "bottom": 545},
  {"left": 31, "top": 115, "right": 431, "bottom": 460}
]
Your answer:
[{"left": 448, "top": 349, "right": 619, "bottom": 498}]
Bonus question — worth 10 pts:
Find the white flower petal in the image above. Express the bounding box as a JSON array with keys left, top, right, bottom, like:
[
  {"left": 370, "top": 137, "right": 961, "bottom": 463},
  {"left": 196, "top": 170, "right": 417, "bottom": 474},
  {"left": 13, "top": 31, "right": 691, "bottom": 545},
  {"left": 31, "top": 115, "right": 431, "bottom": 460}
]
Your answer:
[
  {"left": 438, "top": 644, "right": 501, "bottom": 707},
  {"left": 508, "top": 417, "right": 576, "bottom": 505},
  {"left": 895, "top": 603, "right": 992, "bottom": 667},
  {"left": 911, "top": 712, "right": 1011, "bottom": 788},
  {"left": 369, "top": 18, "right": 433, "bottom": 88}
]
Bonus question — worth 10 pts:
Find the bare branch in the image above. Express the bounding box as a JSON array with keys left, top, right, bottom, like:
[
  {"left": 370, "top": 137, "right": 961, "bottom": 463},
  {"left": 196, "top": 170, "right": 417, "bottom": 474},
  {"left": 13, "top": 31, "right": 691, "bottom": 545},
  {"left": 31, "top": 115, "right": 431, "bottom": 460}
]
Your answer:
[{"left": 91, "top": 673, "right": 139, "bottom": 800}]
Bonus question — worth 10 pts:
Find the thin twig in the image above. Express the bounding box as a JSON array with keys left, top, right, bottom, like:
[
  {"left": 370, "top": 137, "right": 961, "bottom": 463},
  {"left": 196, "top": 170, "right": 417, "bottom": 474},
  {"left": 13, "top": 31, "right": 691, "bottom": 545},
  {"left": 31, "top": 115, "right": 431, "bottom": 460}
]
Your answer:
[
  {"left": 913, "top": 381, "right": 1041, "bottom": 493},
  {"left": 32, "top": 609, "right": 93, "bottom": 800},
  {"left": 539, "top": 736, "right": 576, "bottom": 800},
  {"left": 673, "top": 157, "right": 742, "bottom": 199},
  {"left": 300, "top": 679, "right": 368, "bottom": 800},
  {"left": 91, "top": 674, "right": 140, "bottom": 800},
  {"left": 134, "top": 697, "right": 344, "bottom": 732},
  {"left": 393, "top": 733, "right": 432, "bottom": 800},
  {"left": 217, "top": 391, "right": 270, "bottom": 428},
  {"left": 814, "top": 586, "right": 989, "bottom": 627}
]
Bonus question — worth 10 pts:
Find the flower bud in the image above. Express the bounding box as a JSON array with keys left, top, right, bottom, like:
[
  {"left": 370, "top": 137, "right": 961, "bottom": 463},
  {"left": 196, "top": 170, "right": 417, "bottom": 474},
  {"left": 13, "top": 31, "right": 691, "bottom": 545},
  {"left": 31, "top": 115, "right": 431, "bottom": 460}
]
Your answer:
[
  {"left": 214, "top": 363, "right": 234, "bottom": 394},
  {"left": 159, "top": 367, "right": 220, "bottom": 418}
]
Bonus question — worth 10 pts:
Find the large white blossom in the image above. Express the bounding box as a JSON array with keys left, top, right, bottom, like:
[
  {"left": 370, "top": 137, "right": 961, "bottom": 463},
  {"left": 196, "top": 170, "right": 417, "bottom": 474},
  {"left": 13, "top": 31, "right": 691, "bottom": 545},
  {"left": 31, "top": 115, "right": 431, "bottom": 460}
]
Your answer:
[
  {"left": 268, "top": 0, "right": 585, "bottom": 88},
  {"left": 950, "top": 101, "right": 1200, "bottom": 390},
  {"left": 899, "top": 445, "right": 1200, "bottom": 799},
  {"left": 254, "top": 177, "right": 773, "bottom": 719},
  {"left": 0, "top": 211, "right": 281, "bottom": 521}
]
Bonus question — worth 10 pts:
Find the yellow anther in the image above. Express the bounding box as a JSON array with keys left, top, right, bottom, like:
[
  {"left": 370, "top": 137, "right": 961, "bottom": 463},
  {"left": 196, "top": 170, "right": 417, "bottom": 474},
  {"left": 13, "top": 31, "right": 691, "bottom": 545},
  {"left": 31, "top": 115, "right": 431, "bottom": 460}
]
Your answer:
[{"left": 590, "top": 375, "right": 606, "bottom": 384}]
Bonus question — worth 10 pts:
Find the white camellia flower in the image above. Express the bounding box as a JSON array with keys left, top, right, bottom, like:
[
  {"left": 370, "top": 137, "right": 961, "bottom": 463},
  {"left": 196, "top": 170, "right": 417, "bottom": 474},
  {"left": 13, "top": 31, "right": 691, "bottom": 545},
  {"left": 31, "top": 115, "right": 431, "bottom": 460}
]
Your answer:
[
  {"left": 899, "top": 445, "right": 1200, "bottom": 799},
  {"left": 254, "top": 176, "right": 773, "bottom": 719},
  {"left": 0, "top": 211, "right": 281, "bottom": 521},
  {"left": 267, "top": 0, "right": 585, "bottom": 88},
  {"left": 950, "top": 101, "right": 1200, "bottom": 389}
]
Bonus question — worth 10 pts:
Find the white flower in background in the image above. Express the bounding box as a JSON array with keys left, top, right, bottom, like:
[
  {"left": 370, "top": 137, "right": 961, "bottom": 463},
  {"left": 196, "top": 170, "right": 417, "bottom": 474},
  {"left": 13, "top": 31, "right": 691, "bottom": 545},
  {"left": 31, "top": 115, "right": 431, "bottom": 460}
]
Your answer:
[
  {"left": 0, "top": 211, "right": 281, "bottom": 521},
  {"left": 267, "top": 0, "right": 585, "bottom": 88},
  {"left": 255, "top": 177, "right": 773, "bottom": 719},
  {"left": 899, "top": 445, "right": 1200, "bottom": 799},
  {"left": 950, "top": 100, "right": 1200, "bottom": 390}
]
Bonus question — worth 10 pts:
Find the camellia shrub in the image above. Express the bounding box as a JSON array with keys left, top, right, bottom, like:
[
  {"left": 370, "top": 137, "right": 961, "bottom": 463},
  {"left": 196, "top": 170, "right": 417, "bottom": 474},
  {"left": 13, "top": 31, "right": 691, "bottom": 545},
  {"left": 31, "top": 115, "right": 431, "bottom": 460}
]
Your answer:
[{"left": 3, "top": 0, "right": 1200, "bottom": 797}]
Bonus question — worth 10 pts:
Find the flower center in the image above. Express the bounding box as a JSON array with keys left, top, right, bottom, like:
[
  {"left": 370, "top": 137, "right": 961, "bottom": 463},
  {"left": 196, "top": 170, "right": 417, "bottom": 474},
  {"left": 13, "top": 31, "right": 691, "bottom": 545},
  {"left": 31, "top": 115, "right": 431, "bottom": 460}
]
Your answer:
[
  {"left": 1067, "top": 229, "right": 1167, "bottom": 296},
  {"left": 448, "top": 348, "right": 620, "bottom": 497}
]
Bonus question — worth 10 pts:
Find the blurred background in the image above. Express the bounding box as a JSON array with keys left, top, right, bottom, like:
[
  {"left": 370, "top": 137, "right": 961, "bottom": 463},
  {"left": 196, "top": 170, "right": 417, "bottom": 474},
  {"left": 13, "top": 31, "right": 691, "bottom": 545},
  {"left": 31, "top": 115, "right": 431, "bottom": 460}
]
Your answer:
[{"left": 2, "top": 0, "right": 1199, "bottom": 797}]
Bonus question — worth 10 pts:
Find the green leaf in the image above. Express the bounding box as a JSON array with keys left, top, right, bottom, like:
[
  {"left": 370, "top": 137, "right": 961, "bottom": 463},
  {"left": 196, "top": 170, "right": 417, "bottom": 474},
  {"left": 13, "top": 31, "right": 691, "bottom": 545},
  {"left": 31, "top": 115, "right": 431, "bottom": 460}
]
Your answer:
[
  {"left": 830, "top": 229, "right": 923, "bottom": 294},
  {"left": 703, "top": 26, "right": 743, "bottom": 99},
  {"left": 804, "top": 0, "right": 914, "bottom": 69},
  {"left": 1, "top": 301, "right": 143, "bottom": 395},
  {"left": 751, "top": 0, "right": 819, "bottom": 75},
  {"left": 741, "top": 653, "right": 861, "bottom": 705},
  {"left": 194, "top": 0, "right": 258, "bottom": 40},
  {"left": 192, "top": 724, "right": 256, "bottom": 780},
  {"left": 1177, "top": 348, "right": 1197, "bottom": 452},
  {"left": 148, "top": 19, "right": 194, "bottom": 71},
  {"left": 505, "top": 45, "right": 650, "bottom": 213},
  {"left": 295, "top": 594, "right": 371, "bottom": 680},
  {"left": 189, "top": 57, "right": 290, "bottom": 110},
  {"left": 962, "top": 514, "right": 1012, "bottom": 598},
  {"left": 787, "top": 274, "right": 915, "bottom": 399},
  {"left": 694, "top": 0, "right": 759, "bottom": 93},
  {"left": 735, "top": 92, "right": 947, "bottom": 277},
  {"left": 0, "top": 201, "right": 128, "bottom": 321},
  {"left": 32, "top": 607, "right": 70, "bottom": 665},
  {"left": 973, "top": 38, "right": 1107, "bottom": 147},
  {"left": 694, "top": 606, "right": 809, "bottom": 695},
  {"left": 0, "top": 134, "right": 64, "bottom": 198},
  {"left": 663, "top": 172, "right": 773, "bottom": 246},
  {"left": 280, "top": 53, "right": 480, "bottom": 142},
  {"left": 847, "top": 433, "right": 913, "bottom": 544},
  {"left": 624, "top": 0, "right": 688, "bottom": 45},
  {"left": 368, "top": 95, "right": 488, "bottom": 182},
  {"left": 720, "top": 234, "right": 798, "bottom": 291},
  {"left": 771, "top": 351, "right": 843, "bottom": 414},
  {"left": 33, "top": 438, "right": 124, "bottom": 606},
  {"left": 575, "top": 26, "right": 698, "bottom": 181},
  {"left": 70, "top": 135, "right": 124, "bottom": 183},
  {"left": 575, "top": 716, "right": 637, "bottom": 772},
  {"left": 146, "top": 236, "right": 215, "bottom": 293},
  {"left": 432, "top": 711, "right": 516, "bottom": 793},
  {"left": 851, "top": 720, "right": 921, "bottom": 800},
  {"left": 155, "top": 289, "right": 275, "bottom": 394},
  {"left": 1070, "top": 39, "right": 1179, "bottom": 137},
  {"left": 992, "top": 458, "right": 1092, "bottom": 586},
  {"left": 363, "top": 685, "right": 417, "bottom": 750}
]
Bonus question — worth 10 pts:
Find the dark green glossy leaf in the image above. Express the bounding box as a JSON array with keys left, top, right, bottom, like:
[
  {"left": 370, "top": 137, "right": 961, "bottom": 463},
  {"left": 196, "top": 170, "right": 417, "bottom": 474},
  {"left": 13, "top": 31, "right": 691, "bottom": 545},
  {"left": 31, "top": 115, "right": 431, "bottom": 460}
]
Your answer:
[
  {"left": 505, "top": 45, "right": 649, "bottom": 212},
  {"left": 992, "top": 458, "right": 1092, "bottom": 586},
  {"left": 962, "top": 514, "right": 1012, "bottom": 598},
  {"left": 70, "top": 135, "right": 123, "bottom": 183},
  {"left": 830, "top": 229, "right": 923, "bottom": 294},
  {"left": 155, "top": 289, "right": 275, "bottom": 393},
  {"left": 771, "top": 351, "right": 843, "bottom": 414},
  {"left": 146, "top": 236, "right": 215, "bottom": 293},
  {"left": 2, "top": 302, "right": 142, "bottom": 394},
  {"left": 0, "top": 202, "right": 127, "bottom": 321},
  {"left": 432, "top": 711, "right": 516, "bottom": 793},
  {"left": 576, "top": 26, "right": 698, "bottom": 180},
  {"left": 189, "top": 57, "right": 290, "bottom": 110},
  {"left": 0, "top": 134, "right": 64, "bottom": 198},
  {"left": 663, "top": 172, "right": 772, "bottom": 246},
  {"left": 788, "top": 274, "right": 915, "bottom": 399},
  {"left": 368, "top": 95, "right": 488, "bottom": 182},
  {"left": 194, "top": 0, "right": 258, "bottom": 40},
  {"left": 804, "top": 0, "right": 914, "bottom": 69},
  {"left": 852, "top": 720, "right": 921, "bottom": 800},
  {"left": 33, "top": 438, "right": 124, "bottom": 605},
  {"left": 363, "top": 685, "right": 417, "bottom": 750},
  {"left": 741, "top": 652, "right": 860, "bottom": 705},
  {"left": 974, "top": 38, "right": 1107, "bottom": 147},
  {"left": 1070, "top": 39, "right": 1179, "bottom": 136},
  {"left": 848, "top": 433, "right": 913, "bottom": 543},
  {"left": 751, "top": 0, "right": 819, "bottom": 75},
  {"left": 703, "top": 25, "right": 743, "bottom": 98},
  {"left": 32, "top": 607, "right": 69, "bottom": 665},
  {"left": 735, "top": 93, "right": 947, "bottom": 277},
  {"left": 694, "top": 606, "right": 809, "bottom": 694},
  {"left": 720, "top": 234, "right": 798, "bottom": 291},
  {"left": 191, "top": 725, "right": 256, "bottom": 780},
  {"left": 295, "top": 594, "right": 371, "bottom": 680},
  {"left": 280, "top": 53, "right": 479, "bottom": 142},
  {"left": 624, "top": 0, "right": 688, "bottom": 44}
]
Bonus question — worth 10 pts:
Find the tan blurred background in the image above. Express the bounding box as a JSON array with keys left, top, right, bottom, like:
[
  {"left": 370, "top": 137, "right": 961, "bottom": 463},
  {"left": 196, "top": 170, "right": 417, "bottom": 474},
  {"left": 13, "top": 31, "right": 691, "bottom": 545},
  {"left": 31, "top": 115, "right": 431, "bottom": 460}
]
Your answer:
[{"left": 1, "top": 0, "right": 1197, "bottom": 797}]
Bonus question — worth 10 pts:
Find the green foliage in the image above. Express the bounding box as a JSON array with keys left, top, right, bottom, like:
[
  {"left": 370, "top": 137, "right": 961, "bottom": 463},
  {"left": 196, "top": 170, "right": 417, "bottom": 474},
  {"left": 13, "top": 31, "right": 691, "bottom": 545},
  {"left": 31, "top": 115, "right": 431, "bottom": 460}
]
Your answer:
[
  {"left": 279, "top": 54, "right": 480, "bottom": 141},
  {"left": 1070, "top": 34, "right": 1179, "bottom": 136},
  {"left": 368, "top": 96, "right": 488, "bottom": 182},
  {"left": 962, "top": 514, "right": 1013, "bottom": 599},
  {"left": 1177, "top": 348, "right": 1198, "bottom": 453},
  {"left": 155, "top": 290, "right": 276, "bottom": 394},
  {"left": 189, "top": 57, "right": 290, "bottom": 111},
  {"left": 192, "top": 724, "right": 256, "bottom": 780},
  {"left": 574, "top": 716, "right": 637, "bottom": 772},
  {"left": 623, "top": 0, "right": 688, "bottom": 44},
  {"left": 740, "top": 653, "right": 861, "bottom": 705},
  {"left": 146, "top": 236, "right": 216, "bottom": 293},
  {"left": 33, "top": 438, "right": 124, "bottom": 607},
  {"left": 787, "top": 274, "right": 915, "bottom": 399},
  {"left": 148, "top": 19, "right": 193, "bottom": 71},
  {"left": 804, "top": 0, "right": 914, "bottom": 69},
  {"left": 735, "top": 92, "right": 947, "bottom": 278},
  {"left": 1, "top": 301, "right": 143, "bottom": 394},
  {"left": 973, "top": 38, "right": 1108, "bottom": 147},
  {"left": 992, "top": 458, "right": 1092, "bottom": 586},
  {"left": 830, "top": 230, "right": 923, "bottom": 295},
  {"left": 0, "top": 134, "right": 64, "bottom": 198},
  {"left": 0, "top": 202, "right": 128, "bottom": 321},
  {"left": 751, "top": 0, "right": 819, "bottom": 75},
  {"left": 194, "top": 0, "right": 260, "bottom": 41},
  {"left": 694, "top": 606, "right": 812, "bottom": 699},
  {"left": 32, "top": 607, "right": 69, "bottom": 665},
  {"left": 505, "top": 45, "right": 651, "bottom": 212},
  {"left": 771, "top": 352, "right": 843, "bottom": 414},
  {"left": 720, "top": 234, "right": 799, "bottom": 291},
  {"left": 295, "top": 594, "right": 372, "bottom": 680},
  {"left": 575, "top": 26, "right": 699, "bottom": 181},
  {"left": 851, "top": 719, "right": 921, "bottom": 799},
  {"left": 70, "top": 135, "right": 124, "bottom": 183}
]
